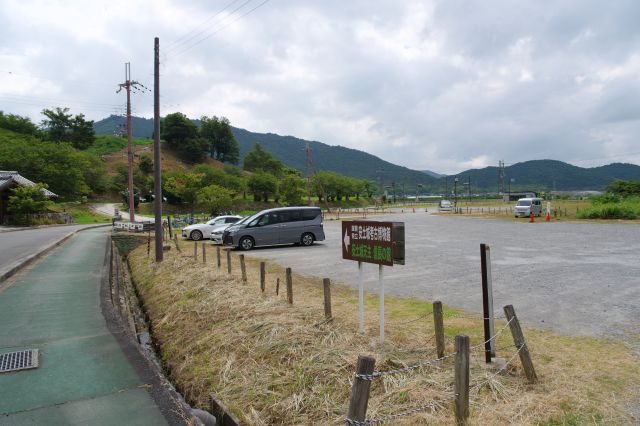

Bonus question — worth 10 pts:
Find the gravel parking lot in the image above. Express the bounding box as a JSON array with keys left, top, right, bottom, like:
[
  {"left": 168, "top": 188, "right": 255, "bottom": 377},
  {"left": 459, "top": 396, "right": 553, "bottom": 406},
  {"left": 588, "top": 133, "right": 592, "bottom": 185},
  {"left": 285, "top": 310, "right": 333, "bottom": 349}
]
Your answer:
[{"left": 243, "top": 212, "right": 640, "bottom": 341}]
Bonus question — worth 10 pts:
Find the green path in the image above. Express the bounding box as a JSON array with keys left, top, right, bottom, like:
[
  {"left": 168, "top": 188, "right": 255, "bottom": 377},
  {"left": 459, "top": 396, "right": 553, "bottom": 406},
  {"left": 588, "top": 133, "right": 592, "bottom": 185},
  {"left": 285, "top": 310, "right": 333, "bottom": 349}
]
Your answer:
[{"left": 0, "top": 228, "right": 168, "bottom": 425}]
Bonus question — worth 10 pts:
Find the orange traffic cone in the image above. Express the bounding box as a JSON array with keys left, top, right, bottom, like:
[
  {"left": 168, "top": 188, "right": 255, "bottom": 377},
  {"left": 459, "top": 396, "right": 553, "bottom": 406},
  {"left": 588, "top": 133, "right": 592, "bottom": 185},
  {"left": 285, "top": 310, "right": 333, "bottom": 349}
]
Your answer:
[
  {"left": 546, "top": 211, "right": 551, "bottom": 221},
  {"left": 530, "top": 213, "right": 535, "bottom": 223}
]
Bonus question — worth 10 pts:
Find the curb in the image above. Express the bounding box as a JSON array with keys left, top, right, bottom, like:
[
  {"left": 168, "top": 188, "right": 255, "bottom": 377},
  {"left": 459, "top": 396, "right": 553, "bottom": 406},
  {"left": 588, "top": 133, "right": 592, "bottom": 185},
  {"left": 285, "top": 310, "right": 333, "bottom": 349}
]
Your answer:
[{"left": 0, "top": 224, "right": 111, "bottom": 284}]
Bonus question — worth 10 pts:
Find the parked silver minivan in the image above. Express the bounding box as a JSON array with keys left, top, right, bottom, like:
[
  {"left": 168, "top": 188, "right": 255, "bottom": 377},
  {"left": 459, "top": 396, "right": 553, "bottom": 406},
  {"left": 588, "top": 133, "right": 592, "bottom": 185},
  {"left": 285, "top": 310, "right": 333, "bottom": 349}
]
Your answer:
[
  {"left": 222, "top": 206, "right": 325, "bottom": 250},
  {"left": 514, "top": 197, "right": 543, "bottom": 218}
]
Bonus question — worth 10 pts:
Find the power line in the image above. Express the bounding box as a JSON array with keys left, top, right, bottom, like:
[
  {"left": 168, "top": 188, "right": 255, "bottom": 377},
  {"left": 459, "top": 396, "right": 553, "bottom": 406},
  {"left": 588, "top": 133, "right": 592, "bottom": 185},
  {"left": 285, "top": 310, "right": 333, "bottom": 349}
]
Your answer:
[
  {"left": 0, "top": 93, "right": 122, "bottom": 109},
  {"left": 168, "top": 0, "right": 272, "bottom": 58},
  {"left": 165, "top": 0, "right": 244, "bottom": 51},
  {"left": 165, "top": 0, "right": 254, "bottom": 55}
]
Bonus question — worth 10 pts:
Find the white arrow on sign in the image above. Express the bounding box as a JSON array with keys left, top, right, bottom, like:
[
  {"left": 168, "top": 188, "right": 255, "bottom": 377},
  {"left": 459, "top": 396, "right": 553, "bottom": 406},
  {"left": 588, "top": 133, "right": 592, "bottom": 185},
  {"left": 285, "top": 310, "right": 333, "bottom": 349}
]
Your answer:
[{"left": 343, "top": 228, "right": 351, "bottom": 252}]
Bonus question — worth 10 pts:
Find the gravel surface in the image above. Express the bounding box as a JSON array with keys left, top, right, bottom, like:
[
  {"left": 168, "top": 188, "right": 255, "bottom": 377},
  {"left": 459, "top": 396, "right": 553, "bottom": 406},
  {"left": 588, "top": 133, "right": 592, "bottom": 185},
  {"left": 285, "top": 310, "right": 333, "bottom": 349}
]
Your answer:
[{"left": 243, "top": 212, "right": 640, "bottom": 343}]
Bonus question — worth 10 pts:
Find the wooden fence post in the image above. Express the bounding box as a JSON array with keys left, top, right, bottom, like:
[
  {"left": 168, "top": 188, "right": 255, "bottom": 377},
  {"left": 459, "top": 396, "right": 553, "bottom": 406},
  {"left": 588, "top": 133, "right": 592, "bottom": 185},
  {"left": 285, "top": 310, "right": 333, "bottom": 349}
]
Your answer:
[
  {"left": 239, "top": 254, "right": 247, "bottom": 284},
  {"left": 172, "top": 235, "right": 182, "bottom": 253},
  {"left": 346, "top": 355, "right": 376, "bottom": 424},
  {"left": 276, "top": 278, "right": 280, "bottom": 295},
  {"left": 323, "top": 278, "right": 332, "bottom": 319},
  {"left": 216, "top": 247, "right": 221, "bottom": 269},
  {"left": 202, "top": 243, "right": 206, "bottom": 263},
  {"left": 286, "top": 267, "right": 293, "bottom": 304},
  {"left": 226, "top": 248, "right": 232, "bottom": 274},
  {"left": 454, "top": 335, "right": 470, "bottom": 425},
  {"left": 260, "top": 262, "right": 266, "bottom": 292},
  {"left": 193, "top": 241, "right": 198, "bottom": 260},
  {"left": 433, "top": 301, "right": 445, "bottom": 358},
  {"left": 503, "top": 305, "right": 537, "bottom": 384}
]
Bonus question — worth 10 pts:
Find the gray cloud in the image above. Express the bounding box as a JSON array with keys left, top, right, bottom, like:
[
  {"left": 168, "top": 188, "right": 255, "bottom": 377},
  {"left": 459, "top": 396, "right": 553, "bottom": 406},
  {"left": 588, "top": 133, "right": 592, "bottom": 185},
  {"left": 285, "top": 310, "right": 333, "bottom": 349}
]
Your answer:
[{"left": 1, "top": 0, "right": 639, "bottom": 174}]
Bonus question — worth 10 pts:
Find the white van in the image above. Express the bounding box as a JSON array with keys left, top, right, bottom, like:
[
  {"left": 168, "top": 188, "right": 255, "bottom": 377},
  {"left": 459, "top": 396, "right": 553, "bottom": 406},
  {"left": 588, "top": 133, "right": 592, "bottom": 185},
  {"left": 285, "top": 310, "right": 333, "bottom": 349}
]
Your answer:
[{"left": 514, "top": 197, "right": 543, "bottom": 218}]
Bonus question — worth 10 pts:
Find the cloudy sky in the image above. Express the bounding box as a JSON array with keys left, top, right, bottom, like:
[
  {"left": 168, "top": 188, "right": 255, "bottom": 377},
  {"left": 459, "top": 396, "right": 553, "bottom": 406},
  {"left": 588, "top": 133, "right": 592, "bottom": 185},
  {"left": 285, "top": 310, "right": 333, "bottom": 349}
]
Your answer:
[{"left": 1, "top": 0, "right": 639, "bottom": 174}]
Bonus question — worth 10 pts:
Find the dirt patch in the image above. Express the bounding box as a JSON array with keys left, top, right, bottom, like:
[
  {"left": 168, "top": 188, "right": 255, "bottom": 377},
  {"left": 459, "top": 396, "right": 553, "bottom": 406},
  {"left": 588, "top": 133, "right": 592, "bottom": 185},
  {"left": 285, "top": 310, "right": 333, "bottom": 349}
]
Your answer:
[{"left": 128, "top": 242, "right": 639, "bottom": 425}]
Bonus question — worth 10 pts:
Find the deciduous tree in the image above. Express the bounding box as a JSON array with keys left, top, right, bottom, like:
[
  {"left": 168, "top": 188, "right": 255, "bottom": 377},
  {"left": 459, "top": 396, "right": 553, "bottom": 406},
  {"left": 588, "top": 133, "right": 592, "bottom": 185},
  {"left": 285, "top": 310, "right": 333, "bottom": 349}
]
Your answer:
[
  {"left": 41, "top": 107, "right": 95, "bottom": 150},
  {"left": 243, "top": 143, "right": 284, "bottom": 176},
  {"left": 200, "top": 115, "right": 240, "bottom": 164},
  {"left": 161, "top": 112, "right": 206, "bottom": 162},
  {"left": 197, "top": 184, "right": 234, "bottom": 215},
  {"left": 8, "top": 183, "right": 54, "bottom": 224},
  {"left": 247, "top": 172, "right": 278, "bottom": 202}
]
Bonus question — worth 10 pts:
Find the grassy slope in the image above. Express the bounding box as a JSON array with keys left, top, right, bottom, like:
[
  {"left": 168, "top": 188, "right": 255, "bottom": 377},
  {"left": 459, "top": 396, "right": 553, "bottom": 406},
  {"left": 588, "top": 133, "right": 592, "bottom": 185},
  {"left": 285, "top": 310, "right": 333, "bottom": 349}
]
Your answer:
[
  {"left": 50, "top": 203, "right": 111, "bottom": 224},
  {"left": 128, "top": 245, "right": 639, "bottom": 425}
]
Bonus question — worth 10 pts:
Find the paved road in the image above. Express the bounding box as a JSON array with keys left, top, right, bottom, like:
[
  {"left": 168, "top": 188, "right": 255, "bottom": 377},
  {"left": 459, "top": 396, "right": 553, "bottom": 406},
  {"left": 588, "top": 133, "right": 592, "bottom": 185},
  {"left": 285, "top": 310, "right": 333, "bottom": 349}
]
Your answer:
[
  {"left": 0, "top": 228, "right": 181, "bottom": 425},
  {"left": 0, "top": 225, "right": 102, "bottom": 281},
  {"left": 91, "top": 203, "right": 154, "bottom": 222},
  {"left": 243, "top": 212, "right": 640, "bottom": 340}
]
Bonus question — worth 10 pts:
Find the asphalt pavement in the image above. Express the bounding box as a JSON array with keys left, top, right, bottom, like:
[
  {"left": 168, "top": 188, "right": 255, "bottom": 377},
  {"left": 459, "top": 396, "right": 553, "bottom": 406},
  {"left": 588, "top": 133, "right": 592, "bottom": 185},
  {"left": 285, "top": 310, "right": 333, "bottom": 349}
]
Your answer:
[
  {"left": 0, "top": 227, "right": 186, "bottom": 425},
  {"left": 0, "top": 224, "right": 107, "bottom": 283},
  {"left": 242, "top": 211, "right": 640, "bottom": 341}
]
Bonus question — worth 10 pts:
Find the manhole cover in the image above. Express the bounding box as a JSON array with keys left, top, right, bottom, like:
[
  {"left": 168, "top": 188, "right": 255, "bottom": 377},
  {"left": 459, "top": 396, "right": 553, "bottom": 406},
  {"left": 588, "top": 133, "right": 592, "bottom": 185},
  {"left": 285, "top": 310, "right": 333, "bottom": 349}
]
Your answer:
[{"left": 0, "top": 349, "right": 39, "bottom": 373}]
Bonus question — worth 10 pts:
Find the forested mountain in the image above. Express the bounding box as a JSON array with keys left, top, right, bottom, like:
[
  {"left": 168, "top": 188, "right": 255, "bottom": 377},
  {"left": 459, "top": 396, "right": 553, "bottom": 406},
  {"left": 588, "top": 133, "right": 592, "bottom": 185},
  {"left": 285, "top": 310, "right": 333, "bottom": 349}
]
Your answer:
[
  {"left": 453, "top": 160, "right": 640, "bottom": 192},
  {"left": 94, "top": 115, "right": 439, "bottom": 191},
  {"left": 94, "top": 116, "right": 640, "bottom": 192}
]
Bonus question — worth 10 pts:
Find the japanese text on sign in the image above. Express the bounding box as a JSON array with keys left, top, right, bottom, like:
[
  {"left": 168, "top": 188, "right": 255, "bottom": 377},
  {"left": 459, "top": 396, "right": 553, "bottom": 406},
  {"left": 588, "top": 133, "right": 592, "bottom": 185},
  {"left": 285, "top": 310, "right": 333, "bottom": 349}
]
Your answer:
[{"left": 342, "top": 220, "right": 395, "bottom": 266}]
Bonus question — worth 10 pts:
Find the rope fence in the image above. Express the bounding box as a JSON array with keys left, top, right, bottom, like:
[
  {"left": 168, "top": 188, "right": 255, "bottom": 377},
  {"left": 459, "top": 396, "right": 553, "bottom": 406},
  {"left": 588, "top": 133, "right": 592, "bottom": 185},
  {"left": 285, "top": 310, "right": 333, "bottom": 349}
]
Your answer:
[
  {"left": 346, "top": 304, "right": 537, "bottom": 425},
  {"left": 174, "top": 240, "right": 538, "bottom": 424}
]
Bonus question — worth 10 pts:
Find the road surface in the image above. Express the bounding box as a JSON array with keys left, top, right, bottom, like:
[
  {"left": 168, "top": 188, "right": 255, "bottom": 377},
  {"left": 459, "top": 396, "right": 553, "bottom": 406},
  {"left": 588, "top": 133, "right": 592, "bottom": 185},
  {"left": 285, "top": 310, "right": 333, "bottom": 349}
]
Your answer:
[
  {"left": 0, "top": 225, "right": 101, "bottom": 281},
  {"left": 243, "top": 212, "right": 640, "bottom": 342}
]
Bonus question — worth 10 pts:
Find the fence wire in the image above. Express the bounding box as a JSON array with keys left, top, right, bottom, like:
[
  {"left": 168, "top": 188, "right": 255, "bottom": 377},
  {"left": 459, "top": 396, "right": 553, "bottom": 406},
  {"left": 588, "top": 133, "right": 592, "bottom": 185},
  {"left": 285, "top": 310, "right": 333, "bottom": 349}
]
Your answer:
[
  {"left": 354, "top": 352, "right": 456, "bottom": 381},
  {"left": 345, "top": 397, "right": 451, "bottom": 425},
  {"left": 355, "top": 316, "right": 514, "bottom": 381},
  {"left": 470, "top": 343, "right": 526, "bottom": 392},
  {"left": 469, "top": 316, "right": 514, "bottom": 351},
  {"left": 346, "top": 341, "right": 528, "bottom": 425}
]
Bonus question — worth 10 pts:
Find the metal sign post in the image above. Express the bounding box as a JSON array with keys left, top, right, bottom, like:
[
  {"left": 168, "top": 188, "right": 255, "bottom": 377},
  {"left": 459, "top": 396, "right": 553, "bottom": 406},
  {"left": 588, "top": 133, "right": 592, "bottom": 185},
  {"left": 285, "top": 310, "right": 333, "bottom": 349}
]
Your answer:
[
  {"left": 480, "top": 243, "right": 496, "bottom": 362},
  {"left": 358, "top": 261, "right": 364, "bottom": 333},
  {"left": 342, "top": 221, "right": 405, "bottom": 343},
  {"left": 378, "top": 268, "right": 385, "bottom": 344}
]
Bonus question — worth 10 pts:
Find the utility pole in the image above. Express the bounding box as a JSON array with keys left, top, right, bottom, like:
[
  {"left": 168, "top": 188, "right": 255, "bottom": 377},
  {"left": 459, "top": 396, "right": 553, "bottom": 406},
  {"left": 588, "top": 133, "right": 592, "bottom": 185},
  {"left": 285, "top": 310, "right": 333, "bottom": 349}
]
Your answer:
[
  {"left": 498, "top": 160, "right": 506, "bottom": 195},
  {"left": 153, "top": 38, "right": 163, "bottom": 262},
  {"left": 454, "top": 177, "right": 459, "bottom": 210},
  {"left": 305, "top": 143, "right": 312, "bottom": 206},
  {"left": 376, "top": 168, "right": 384, "bottom": 202},
  {"left": 117, "top": 63, "right": 143, "bottom": 223}
]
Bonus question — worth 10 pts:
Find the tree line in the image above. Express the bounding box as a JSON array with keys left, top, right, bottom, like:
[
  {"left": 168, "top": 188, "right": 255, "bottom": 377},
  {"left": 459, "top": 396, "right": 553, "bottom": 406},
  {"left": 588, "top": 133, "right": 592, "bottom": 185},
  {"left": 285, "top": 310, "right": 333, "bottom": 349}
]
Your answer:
[{"left": 1, "top": 108, "right": 375, "bottom": 218}]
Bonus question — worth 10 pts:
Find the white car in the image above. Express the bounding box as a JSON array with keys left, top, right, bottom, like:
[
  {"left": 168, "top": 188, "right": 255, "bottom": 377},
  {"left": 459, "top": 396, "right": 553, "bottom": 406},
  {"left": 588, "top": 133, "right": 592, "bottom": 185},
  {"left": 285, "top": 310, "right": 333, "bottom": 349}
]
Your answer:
[
  {"left": 438, "top": 200, "right": 453, "bottom": 212},
  {"left": 182, "top": 215, "right": 242, "bottom": 241},
  {"left": 210, "top": 216, "right": 249, "bottom": 244}
]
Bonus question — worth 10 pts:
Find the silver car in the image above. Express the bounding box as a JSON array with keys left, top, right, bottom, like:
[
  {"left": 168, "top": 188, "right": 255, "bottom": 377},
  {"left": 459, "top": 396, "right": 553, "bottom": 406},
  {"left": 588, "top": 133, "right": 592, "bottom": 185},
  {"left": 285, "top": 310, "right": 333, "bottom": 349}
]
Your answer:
[
  {"left": 222, "top": 207, "right": 325, "bottom": 250},
  {"left": 210, "top": 216, "right": 249, "bottom": 244}
]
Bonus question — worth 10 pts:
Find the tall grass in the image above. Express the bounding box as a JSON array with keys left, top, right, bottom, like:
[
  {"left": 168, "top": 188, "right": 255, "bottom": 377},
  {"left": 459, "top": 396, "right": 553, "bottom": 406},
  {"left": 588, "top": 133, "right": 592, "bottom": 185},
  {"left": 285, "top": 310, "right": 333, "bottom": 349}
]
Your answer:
[{"left": 577, "top": 196, "right": 640, "bottom": 220}]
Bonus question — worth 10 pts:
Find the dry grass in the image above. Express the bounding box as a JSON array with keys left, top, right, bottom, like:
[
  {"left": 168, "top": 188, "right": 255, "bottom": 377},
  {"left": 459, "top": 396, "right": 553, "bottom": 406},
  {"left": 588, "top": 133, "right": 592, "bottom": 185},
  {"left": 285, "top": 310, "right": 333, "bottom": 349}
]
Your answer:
[{"left": 128, "top": 243, "right": 639, "bottom": 425}]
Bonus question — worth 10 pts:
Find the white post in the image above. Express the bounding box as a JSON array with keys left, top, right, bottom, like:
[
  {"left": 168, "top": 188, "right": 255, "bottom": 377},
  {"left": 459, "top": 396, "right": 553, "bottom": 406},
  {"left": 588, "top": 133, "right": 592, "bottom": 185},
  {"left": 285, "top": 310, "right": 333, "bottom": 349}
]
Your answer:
[
  {"left": 379, "top": 264, "right": 385, "bottom": 344},
  {"left": 358, "top": 261, "right": 364, "bottom": 333},
  {"left": 486, "top": 246, "right": 495, "bottom": 356}
]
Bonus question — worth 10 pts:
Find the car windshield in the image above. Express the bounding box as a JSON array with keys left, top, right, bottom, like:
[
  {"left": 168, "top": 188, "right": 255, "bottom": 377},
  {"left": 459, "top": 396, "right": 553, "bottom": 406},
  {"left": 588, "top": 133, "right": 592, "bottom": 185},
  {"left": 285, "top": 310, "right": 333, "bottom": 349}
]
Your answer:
[
  {"left": 234, "top": 216, "right": 250, "bottom": 225},
  {"left": 517, "top": 200, "right": 531, "bottom": 206}
]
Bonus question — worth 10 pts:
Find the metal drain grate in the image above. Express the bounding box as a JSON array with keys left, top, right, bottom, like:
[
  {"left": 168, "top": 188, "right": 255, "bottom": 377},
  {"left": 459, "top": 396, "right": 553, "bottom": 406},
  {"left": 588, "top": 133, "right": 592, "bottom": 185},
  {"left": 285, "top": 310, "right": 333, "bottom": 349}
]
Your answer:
[{"left": 0, "top": 349, "right": 39, "bottom": 373}]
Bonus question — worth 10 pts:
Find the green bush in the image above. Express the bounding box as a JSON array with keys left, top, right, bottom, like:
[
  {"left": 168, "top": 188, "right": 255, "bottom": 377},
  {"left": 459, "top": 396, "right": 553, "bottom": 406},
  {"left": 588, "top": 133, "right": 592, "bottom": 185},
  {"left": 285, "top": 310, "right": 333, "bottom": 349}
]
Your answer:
[{"left": 577, "top": 199, "right": 640, "bottom": 220}]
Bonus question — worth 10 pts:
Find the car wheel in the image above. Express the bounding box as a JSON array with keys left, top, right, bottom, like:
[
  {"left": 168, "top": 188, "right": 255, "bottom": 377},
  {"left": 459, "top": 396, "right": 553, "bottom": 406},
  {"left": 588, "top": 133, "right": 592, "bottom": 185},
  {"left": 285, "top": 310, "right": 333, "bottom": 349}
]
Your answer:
[
  {"left": 239, "top": 236, "right": 254, "bottom": 251},
  {"left": 191, "top": 230, "right": 203, "bottom": 241},
  {"left": 301, "top": 233, "right": 314, "bottom": 246}
]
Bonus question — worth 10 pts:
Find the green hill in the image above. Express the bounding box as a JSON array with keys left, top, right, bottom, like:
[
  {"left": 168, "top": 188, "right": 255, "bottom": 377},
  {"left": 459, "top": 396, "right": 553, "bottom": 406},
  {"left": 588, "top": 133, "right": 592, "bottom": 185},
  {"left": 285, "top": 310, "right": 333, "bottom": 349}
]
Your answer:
[
  {"left": 94, "top": 116, "right": 640, "bottom": 193},
  {"left": 453, "top": 160, "right": 640, "bottom": 192},
  {"left": 94, "top": 115, "right": 439, "bottom": 191}
]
